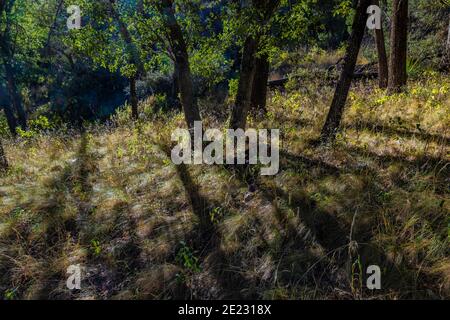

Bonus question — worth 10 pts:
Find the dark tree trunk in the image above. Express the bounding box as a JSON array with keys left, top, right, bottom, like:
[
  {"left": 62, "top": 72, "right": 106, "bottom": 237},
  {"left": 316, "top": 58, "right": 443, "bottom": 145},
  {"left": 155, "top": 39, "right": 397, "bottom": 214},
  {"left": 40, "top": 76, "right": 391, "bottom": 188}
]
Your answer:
[
  {"left": 130, "top": 77, "right": 138, "bottom": 120},
  {"left": 110, "top": 3, "right": 144, "bottom": 76},
  {"left": 45, "top": 0, "right": 64, "bottom": 50},
  {"left": 445, "top": 14, "right": 450, "bottom": 68},
  {"left": 250, "top": 54, "right": 270, "bottom": 112},
  {"left": 175, "top": 51, "right": 202, "bottom": 129},
  {"left": 373, "top": 0, "right": 389, "bottom": 88},
  {"left": 230, "top": 0, "right": 280, "bottom": 130},
  {"left": 447, "top": 16, "right": 450, "bottom": 52},
  {"left": 230, "top": 37, "right": 258, "bottom": 130},
  {"left": 0, "top": 0, "right": 26, "bottom": 130},
  {"left": 172, "top": 66, "right": 178, "bottom": 99},
  {"left": 0, "top": 138, "right": 8, "bottom": 171},
  {"left": 170, "top": 64, "right": 181, "bottom": 108},
  {"left": 4, "top": 61, "right": 27, "bottom": 129},
  {"left": 108, "top": 0, "right": 144, "bottom": 120},
  {"left": 388, "top": 0, "right": 408, "bottom": 93},
  {"left": 320, "top": 0, "right": 371, "bottom": 142},
  {"left": 158, "top": 0, "right": 201, "bottom": 129},
  {"left": 1, "top": 104, "right": 17, "bottom": 135}
]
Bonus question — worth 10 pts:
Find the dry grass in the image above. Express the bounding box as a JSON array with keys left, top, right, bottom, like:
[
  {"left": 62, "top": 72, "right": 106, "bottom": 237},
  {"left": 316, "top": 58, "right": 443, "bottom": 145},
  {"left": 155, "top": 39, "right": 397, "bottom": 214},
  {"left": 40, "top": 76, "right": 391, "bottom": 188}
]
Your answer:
[{"left": 0, "top": 73, "right": 449, "bottom": 300}]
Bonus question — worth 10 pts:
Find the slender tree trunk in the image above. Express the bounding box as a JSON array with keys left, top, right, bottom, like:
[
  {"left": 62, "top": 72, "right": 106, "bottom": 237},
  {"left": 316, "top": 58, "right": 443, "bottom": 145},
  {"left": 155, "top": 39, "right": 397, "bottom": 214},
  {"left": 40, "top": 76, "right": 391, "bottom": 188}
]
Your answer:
[
  {"left": 170, "top": 64, "right": 181, "bottom": 108},
  {"left": 447, "top": 16, "right": 450, "bottom": 52},
  {"left": 0, "top": 0, "right": 16, "bottom": 136},
  {"left": 373, "top": 0, "right": 389, "bottom": 88},
  {"left": 1, "top": 104, "right": 17, "bottom": 135},
  {"left": 445, "top": 15, "right": 450, "bottom": 66},
  {"left": 130, "top": 77, "right": 138, "bottom": 120},
  {"left": 250, "top": 54, "right": 270, "bottom": 112},
  {"left": 230, "top": 37, "right": 258, "bottom": 130},
  {"left": 388, "top": 0, "right": 408, "bottom": 93},
  {"left": 158, "top": 0, "right": 201, "bottom": 129},
  {"left": 45, "top": 0, "right": 64, "bottom": 49},
  {"left": 0, "top": 138, "right": 8, "bottom": 171},
  {"left": 4, "top": 61, "right": 27, "bottom": 129},
  {"left": 320, "top": 0, "right": 371, "bottom": 142},
  {"left": 109, "top": 1, "right": 144, "bottom": 75},
  {"left": 108, "top": 0, "right": 144, "bottom": 120},
  {"left": 0, "top": 0, "right": 26, "bottom": 130}
]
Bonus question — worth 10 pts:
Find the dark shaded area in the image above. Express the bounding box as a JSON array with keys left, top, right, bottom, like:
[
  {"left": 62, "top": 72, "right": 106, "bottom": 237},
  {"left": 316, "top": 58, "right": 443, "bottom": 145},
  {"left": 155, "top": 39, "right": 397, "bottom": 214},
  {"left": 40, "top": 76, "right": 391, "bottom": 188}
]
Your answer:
[{"left": 49, "top": 69, "right": 128, "bottom": 124}]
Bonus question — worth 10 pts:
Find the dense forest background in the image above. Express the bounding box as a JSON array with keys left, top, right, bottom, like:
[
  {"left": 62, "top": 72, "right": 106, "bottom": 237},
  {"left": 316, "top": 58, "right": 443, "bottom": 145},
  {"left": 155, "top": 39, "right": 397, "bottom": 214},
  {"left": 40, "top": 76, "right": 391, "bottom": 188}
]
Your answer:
[{"left": 0, "top": 0, "right": 449, "bottom": 300}]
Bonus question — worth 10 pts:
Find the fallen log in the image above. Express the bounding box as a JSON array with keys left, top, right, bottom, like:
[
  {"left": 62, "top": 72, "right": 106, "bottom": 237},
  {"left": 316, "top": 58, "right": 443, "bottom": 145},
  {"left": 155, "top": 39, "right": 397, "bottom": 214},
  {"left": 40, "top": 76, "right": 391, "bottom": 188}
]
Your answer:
[
  {"left": 267, "top": 71, "right": 379, "bottom": 89},
  {"left": 268, "top": 78, "right": 289, "bottom": 88}
]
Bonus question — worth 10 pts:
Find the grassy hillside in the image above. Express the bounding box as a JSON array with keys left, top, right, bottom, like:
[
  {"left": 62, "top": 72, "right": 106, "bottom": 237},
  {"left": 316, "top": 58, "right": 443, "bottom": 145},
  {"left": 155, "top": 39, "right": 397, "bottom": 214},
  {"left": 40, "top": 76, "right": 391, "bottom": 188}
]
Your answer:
[{"left": 0, "top": 74, "right": 449, "bottom": 300}]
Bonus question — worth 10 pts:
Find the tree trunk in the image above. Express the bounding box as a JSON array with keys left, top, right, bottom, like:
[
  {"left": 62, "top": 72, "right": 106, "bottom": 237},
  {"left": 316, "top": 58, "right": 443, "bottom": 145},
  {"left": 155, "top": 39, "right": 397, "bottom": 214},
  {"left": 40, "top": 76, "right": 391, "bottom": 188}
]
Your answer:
[
  {"left": 1, "top": 104, "right": 17, "bottom": 135},
  {"left": 108, "top": 0, "right": 144, "bottom": 120},
  {"left": 388, "top": 0, "right": 408, "bottom": 93},
  {"left": 0, "top": 139, "right": 8, "bottom": 171},
  {"left": 447, "top": 16, "right": 450, "bottom": 52},
  {"left": 250, "top": 54, "right": 270, "bottom": 113},
  {"left": 176, "top": 53, "right": 201, "bottom": 129},
  {"left": 130, "top": 77, "right": 138, "bottom": 120},
  {"left": 446, "top": 15, "right": 450, "bottom": 66},
  {"left": 157, "top": 0, "right": 201, "bottom": 129},
  {"left": 0, "top": 0, "right": 16, "bottom": 135},
  {"left": 230, "top": 0, "right": 280, "bottom": 130},
  {"left": 45, "top": 0, "right": 64, "bottom": 49},
  {"left": 320, "top": 0, "right": 371, "bottom": 142},
  {"left": 109, "top": 0, "right": 144, "bottom": 76},
  {"left": 373, "top": 0, "right": 389, "bottom": 89},
  {"left": 0, "top": 0, "right": 26, "bottom": 130},
  {"left": 230, "top": 37, "right": 258, "bottom": 130},
  {"left": 170, "top": 63, "right": 181, "bottom": 109},
  {"left": 4, "top": 61, "right": 27, "bottom": 129}
]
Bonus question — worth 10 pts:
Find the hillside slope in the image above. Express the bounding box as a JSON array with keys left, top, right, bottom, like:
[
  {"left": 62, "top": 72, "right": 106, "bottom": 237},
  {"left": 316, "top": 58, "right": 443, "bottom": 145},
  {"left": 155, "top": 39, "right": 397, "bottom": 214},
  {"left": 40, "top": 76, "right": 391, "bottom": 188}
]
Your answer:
[{"left": 0, "top": 75, "right": 449, "bottom": 300}]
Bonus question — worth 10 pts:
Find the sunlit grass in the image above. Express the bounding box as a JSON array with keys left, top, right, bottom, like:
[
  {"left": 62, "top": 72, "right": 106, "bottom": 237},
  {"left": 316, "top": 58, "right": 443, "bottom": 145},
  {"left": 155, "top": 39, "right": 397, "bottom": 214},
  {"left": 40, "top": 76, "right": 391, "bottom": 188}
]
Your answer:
[{"left": 0, "top": 73, "right": 449, "bottom": 299}]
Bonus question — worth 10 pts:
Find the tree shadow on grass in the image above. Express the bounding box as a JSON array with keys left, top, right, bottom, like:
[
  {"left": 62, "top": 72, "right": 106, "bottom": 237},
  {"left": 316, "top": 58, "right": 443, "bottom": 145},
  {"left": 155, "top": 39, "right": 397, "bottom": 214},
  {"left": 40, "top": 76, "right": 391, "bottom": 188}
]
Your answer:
[
  {"left": 47, "top": 134, "right": 143, "bottom": 299},
  {"left": 274, "top": 150, "right": 351, "bottom": 252},
  {"left": 276, "top": 149, "right": 441, "bottom": 298},
  {"left": 158, "top": 144, "right": 252, "bottom": 299},
  {"left": 279, "top": 150, "right": 342, "bottom": 176},
  {"left": 226, "top": 147, "right": 424, "bottom": 298},
  {"left": 31, "top": 134, "right": 142, "bottom": 299},
  {"left": 344, "top": 144, "right": 449, "bottom": 193},
  {"left": 345, "top": 120, "right": 450, "bottom": 145},
  {"left": 41, "top": 134, "right": 92, "bottom": 248},
  {"left": 228, "top": 163, "right": 350, "bottom": 293},
  {"left": 28, "top": 133, "right": 96, "bottom": 298}
]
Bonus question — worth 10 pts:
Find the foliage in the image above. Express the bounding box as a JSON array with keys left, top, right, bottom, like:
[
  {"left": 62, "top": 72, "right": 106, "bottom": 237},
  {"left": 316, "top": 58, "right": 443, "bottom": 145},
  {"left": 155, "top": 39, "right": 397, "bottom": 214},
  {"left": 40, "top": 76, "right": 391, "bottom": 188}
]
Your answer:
[
  {"left": 176, "top": 241, "right": 201, "bottom": 273},
  {"left": 0, "top": 0, "right": 449, "bottom": 301}
]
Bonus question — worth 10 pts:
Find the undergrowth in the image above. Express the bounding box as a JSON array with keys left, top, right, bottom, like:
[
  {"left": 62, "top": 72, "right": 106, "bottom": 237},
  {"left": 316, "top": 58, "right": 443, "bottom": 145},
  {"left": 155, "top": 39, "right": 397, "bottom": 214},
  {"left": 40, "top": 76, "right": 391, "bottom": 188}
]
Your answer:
[{"left": 0, "top": 74, "right": 449, "bottom": 300}]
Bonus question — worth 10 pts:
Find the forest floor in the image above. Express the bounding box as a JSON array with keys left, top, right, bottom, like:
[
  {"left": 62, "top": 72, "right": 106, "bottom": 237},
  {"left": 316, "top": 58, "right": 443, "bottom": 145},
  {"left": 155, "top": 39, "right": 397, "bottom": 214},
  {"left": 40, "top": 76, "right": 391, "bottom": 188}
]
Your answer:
[{"left": 0, "top": 74, "right": 449, "bottom": 300}]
